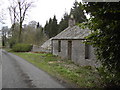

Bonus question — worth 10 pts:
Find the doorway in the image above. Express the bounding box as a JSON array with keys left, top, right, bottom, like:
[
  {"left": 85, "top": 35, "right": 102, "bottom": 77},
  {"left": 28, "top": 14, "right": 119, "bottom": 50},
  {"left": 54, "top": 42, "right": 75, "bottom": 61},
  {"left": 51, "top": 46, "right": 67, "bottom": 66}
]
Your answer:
[{"left": 68, "top": 41, "right": 72, "bottom": 60}]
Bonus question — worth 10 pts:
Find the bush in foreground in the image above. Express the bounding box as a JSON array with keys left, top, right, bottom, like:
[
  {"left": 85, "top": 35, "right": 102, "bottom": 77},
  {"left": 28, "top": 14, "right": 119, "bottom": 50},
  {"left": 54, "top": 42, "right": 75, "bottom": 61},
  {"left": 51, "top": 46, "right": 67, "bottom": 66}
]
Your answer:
[{"left": 12, "top": 43, "right": 32, "bottom": 52}]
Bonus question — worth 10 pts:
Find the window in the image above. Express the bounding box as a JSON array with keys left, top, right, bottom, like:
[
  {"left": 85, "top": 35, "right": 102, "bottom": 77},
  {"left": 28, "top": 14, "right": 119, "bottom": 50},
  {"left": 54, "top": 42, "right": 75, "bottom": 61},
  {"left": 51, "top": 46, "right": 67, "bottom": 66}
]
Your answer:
[
  {"left": 85, "top": 44, "right": 90, "bottom": 59},
  {"left": 58, "top": 40, "right": 61, "bottom": 52}
]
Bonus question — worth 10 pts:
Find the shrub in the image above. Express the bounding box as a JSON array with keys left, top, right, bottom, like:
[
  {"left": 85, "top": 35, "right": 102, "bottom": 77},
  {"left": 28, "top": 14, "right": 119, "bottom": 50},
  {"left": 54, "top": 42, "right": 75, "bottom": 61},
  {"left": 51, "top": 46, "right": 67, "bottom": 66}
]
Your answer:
[
  {"left": 97, "top": 66, "right": 120, "bottom": 88},
  {"left": 12, "top": 43, "right": 33, "bottom": 52}
]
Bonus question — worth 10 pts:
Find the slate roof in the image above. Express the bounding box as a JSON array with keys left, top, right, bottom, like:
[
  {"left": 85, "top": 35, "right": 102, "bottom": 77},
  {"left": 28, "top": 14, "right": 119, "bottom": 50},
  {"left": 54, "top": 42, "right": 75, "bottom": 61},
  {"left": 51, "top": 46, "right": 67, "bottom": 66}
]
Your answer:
[
  {"left": 41, "top": 25, "right": 91, "bottom": 50},
  {"left": 52, "top": 26, "right": 91, "bottom": 40},
  {"left": 41, "top": 38, "right": 52, "bottom": 50}
]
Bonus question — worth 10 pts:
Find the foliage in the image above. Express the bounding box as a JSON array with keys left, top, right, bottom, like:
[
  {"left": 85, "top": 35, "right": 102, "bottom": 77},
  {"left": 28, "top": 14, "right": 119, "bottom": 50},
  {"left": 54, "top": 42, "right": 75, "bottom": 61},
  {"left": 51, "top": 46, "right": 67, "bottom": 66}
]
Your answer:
[
  {"left": 8, "top": 37, "right": 17, "bottom": 48},
  {"left": 58, "top": 12, "right": 69, "bottom": 33},
  {"left": 28, "top": 21, "right": 38, "bottom": 28},
  {"left": 70, "top": 1, "right": 87, "bottom": 23},
  {"left": 8, "top": 0, "right": 34, "bottom": 43},
  {"left": 2, "top": 26, "right": 9, "bottom": 46},
  {"left": 12, "top": 43, "right": 32, "bottom": 52},
  {"left": 8, "top": 23, "right": 20, "bottom": 44},
  {"left": 83, "top": 2, "right": 120, "bottom": 87},
  {"left": 44, "top": 15, "right": 59, "bottom": 38},
  {"left": 97, "top": 66, "right": 120, "bottom": 87},
  {"left": 36, "top": 22, "right": 40, "bottom": 28},
  {"left": 22, "top": 24, "right": 36, "bottom": 44},
  {"left": 8, "top": 21, "right": 48, "bottom": 46},
  {"left": 44, "top": 1, "right": 87, "bottom": 37},
  {"left": 34, "top": 27, "right": 48, "bottom": 45}
]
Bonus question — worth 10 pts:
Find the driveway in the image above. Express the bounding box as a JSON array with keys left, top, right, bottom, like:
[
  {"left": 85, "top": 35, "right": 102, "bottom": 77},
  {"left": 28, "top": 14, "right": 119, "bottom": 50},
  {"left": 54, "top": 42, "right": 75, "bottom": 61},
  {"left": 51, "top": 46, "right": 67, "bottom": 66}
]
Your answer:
[
  {"left": 2, "top": 50, "right": 67, "bottom": 88},
  {"left": 0, "top": 49, "right": 2, "bottom": 89}
]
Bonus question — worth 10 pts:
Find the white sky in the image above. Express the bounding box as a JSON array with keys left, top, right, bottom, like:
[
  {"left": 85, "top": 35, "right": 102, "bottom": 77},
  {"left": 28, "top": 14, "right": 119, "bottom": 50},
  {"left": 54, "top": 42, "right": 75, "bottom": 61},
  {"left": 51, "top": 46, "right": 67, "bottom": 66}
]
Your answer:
[{"left": 0, "top": 0, "right": 83, "bottom": 28}]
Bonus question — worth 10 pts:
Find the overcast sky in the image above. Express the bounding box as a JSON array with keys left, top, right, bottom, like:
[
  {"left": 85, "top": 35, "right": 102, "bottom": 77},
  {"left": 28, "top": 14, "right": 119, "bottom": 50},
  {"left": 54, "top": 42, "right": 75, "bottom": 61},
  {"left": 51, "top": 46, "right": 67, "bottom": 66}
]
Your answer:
[{"left": 0, "top": 0, "right": 82, "bottom": 28}]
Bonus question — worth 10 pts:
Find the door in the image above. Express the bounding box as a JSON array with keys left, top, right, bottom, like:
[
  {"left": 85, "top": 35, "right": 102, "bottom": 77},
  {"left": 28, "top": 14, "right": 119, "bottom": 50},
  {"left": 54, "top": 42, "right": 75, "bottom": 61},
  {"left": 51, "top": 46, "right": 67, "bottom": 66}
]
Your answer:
[{"left": 68, "top": 41, "right": 72, "bottom": 60}]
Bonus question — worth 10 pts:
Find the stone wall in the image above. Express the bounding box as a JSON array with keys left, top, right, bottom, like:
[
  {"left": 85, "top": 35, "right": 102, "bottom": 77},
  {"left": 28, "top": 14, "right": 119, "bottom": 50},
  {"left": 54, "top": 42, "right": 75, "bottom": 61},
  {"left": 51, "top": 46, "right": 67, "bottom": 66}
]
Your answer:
[
  {"left": 52, "top": 40, "right": 68, "bottom": 59},
  {"left": 72, "top": 40, "right": 85, "bottom": 65},
  {"left": 32, "top": 45, "right": 51, "bottom": 53},
  {"left": 52, "top": 39, "right": 99, "bottom": 67}
]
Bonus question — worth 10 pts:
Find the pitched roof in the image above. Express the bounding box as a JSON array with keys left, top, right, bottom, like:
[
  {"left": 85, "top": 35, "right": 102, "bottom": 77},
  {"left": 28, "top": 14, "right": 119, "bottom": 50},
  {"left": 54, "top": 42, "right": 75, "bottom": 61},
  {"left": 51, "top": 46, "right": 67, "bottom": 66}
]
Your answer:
[
  {"left": 41, "top": 38, "right": 52, "bottom": 50},
  {"left": 52, "top": 26, "right": 90, "bottom": 40},
  {"left": 41, "top": 25, "right": 90, "bottom": 50}
]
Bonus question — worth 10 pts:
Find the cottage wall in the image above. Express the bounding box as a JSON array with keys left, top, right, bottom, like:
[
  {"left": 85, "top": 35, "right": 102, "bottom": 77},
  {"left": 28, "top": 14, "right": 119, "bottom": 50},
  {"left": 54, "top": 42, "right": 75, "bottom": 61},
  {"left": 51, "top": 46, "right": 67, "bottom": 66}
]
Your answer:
[
  {"left": 52, "top": 40, "right": 58, "bottom": 55},
  {"left": 72, "top": 40, "right": 85, "bottom": 65},
  {"left": 52, "top": 40, "right": 68, "bottom": 59},
  {"left": 32, "top": 45, "right": 51, "bottom": 53},
  {"left": 52, "top": 39, "right": 98, "bottom": 67}
]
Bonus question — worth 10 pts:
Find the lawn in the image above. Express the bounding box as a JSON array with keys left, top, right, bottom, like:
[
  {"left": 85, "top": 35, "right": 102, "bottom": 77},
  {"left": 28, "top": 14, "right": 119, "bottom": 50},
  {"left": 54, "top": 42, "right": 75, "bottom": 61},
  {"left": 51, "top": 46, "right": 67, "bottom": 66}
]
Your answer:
[
  {"left": 0, "top": 40, "right": 2, "bottom": 48},
  {"left": 12, "top": 52, "right": 101, "bottom": 88}
]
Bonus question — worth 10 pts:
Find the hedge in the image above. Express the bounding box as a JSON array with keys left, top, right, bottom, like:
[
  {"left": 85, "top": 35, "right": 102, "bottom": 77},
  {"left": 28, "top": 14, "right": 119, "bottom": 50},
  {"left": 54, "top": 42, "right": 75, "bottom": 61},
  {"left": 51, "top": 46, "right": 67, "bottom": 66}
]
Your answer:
[{"left": 12, "top": 43, "right": 33, "bottom": 52}]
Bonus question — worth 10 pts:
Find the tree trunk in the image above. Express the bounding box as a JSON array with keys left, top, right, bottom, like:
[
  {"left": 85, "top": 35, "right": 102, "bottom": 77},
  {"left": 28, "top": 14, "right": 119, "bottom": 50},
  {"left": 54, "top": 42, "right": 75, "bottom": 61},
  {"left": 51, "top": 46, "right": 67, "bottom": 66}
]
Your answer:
[{"left": 18, "top": 22, "right": 22, "bottom": 43}]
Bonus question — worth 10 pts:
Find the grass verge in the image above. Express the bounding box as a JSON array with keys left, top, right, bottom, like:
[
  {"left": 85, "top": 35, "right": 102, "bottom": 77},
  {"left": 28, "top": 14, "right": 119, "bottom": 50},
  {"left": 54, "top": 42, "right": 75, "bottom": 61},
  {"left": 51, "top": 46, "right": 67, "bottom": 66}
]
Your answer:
[{"left": 12, "top": 51, "right": 101, "bottom": 88}]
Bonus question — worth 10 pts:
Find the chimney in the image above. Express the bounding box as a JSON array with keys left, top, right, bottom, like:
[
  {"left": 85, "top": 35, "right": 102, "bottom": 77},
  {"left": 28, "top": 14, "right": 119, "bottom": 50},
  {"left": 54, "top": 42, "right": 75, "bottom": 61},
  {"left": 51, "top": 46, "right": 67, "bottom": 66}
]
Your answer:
[{"left": 68, "top": 14, "right": 75, "bottom": 27}]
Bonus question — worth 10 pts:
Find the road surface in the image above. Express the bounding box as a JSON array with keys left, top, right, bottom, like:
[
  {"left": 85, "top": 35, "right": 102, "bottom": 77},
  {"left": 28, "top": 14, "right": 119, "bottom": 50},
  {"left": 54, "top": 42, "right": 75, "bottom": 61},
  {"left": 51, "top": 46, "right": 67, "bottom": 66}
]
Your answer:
[
  {"left": 2, "top": 50, "right": 67, "bottom": 88},
  {"left": 0, "top": 49, "right": 2, "bottom": 89}
]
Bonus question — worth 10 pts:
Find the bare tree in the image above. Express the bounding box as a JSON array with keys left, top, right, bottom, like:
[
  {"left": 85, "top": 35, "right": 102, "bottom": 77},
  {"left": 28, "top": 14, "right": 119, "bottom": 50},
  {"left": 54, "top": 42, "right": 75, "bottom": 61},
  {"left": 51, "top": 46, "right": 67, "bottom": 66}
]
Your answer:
[
  {"left": 0, "top": 10, "right": 5, "bottom": 24},
  {"left": 8, "top": 0, "right": 34, "bottom": 42},
  {"left": 2, "top": 26, "right": 9, "bottom": 46},
  {"left": 8, "top": 0, "right": 18, "bottom": 37},
  {"left": 0, "top": 1, "right": 6, "bottom": 24}
]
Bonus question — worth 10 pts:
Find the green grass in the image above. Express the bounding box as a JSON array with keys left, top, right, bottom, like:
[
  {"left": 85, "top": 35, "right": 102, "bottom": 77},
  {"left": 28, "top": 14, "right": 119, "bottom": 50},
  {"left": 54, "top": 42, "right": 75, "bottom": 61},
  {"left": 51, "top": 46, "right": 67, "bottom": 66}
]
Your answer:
[
  {"left": 12, "top": 51, "right": 101, "bottom": 88},
  {"left": 0, "top": 40, "right": 2, "bottom": 48}
]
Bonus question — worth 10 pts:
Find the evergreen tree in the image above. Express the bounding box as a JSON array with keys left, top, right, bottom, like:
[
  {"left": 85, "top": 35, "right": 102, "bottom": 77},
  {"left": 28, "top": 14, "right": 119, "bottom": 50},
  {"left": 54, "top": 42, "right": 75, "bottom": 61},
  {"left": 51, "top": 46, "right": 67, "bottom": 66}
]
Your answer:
[
  {"left": 50, "top": 15, "right": 58, "bottom": 37},
  {"left": 70, "top": 0, "right": 86, "bottom": 23},
  {"left": 44, "top": 16, "right": 59, "bottom": 38},
  {"left": 36, "top": 22, "right": 40, "bottom": 28},
  {"left": 47, "top": 18, "right": 52, "bottom": 38},
  {"left": 44, "top": 21, "right": 48, "bottom": 37},
  {"left": 58, "top": 1, "right": 86, "bottom": 33},
  {"left": 58, "top": 12, "right": 69, "bottom": 33}
]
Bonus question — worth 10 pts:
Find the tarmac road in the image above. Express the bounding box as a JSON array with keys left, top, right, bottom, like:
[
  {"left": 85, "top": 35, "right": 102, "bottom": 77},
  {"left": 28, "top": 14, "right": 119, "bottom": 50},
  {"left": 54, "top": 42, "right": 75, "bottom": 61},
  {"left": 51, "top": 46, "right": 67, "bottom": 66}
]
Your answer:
[
  {"left": 0, "top": 49, "right": 2, "bottom": 89},
  {"left": 2, "top": 50, "right": 66, "bottom": 88}
]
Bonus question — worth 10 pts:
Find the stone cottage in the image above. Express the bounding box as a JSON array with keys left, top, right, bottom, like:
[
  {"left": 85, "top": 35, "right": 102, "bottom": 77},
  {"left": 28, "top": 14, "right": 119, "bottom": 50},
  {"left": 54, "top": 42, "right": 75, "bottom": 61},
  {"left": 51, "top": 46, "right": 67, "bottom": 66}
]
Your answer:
[
  {"left": 41, "top": 16, "right": 99, "bottom": 67},
  {"left": 51, "top": 16, "right": 98, "bottom": 67}
]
